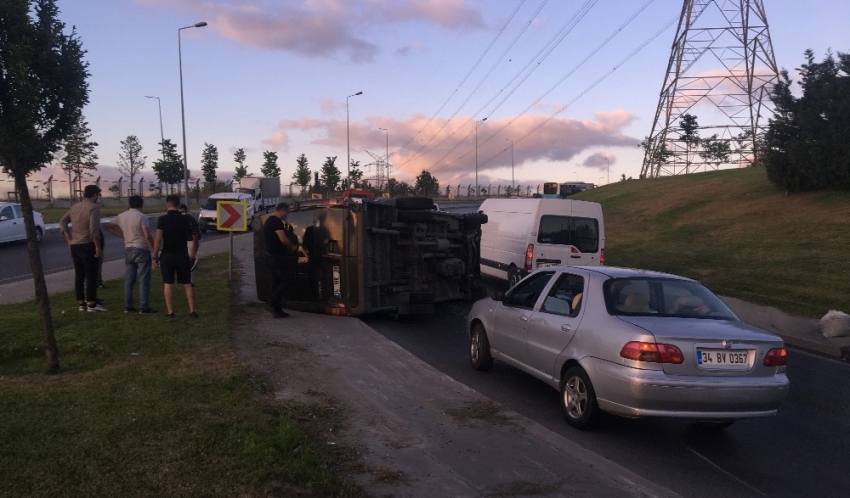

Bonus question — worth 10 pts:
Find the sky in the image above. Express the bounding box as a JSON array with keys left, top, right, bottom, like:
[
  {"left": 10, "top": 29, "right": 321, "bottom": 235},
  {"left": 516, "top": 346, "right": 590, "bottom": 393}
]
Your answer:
[{"left": 4, "top": 0, "right": 849, "bottom": 197}]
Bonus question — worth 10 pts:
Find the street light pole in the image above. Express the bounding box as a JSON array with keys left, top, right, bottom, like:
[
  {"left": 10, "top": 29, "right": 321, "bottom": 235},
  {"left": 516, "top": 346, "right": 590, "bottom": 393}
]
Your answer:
[
  {"left": 475, "top": 118, "right": 487, "bottom": 197},
  {"left": 145, "top": 96, "right": 165, "bottom": 163},
  {"left": 506, "top": 138, "right": 514, "bottom": 193},
  {"left": 346, "top": 91, "right": 363, "bottom": 181},
  {"left": 178, "top": 21, "right": 207, "bottom": 203},
  {"left": 378, "top": 127, "right": 389, "bottom": 192}
]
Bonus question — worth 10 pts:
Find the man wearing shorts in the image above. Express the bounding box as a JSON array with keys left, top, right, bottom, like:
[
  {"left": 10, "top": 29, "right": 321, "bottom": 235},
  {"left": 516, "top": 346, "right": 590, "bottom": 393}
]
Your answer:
[{"left": 152, "top": 195, "right": 198, "bottom": 318}]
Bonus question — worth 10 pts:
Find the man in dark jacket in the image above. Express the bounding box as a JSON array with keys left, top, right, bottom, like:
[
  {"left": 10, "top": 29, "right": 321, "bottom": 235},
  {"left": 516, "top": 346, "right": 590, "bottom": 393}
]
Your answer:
[{"left": 262, "top": 202, "right": 297, "bottom": 318}]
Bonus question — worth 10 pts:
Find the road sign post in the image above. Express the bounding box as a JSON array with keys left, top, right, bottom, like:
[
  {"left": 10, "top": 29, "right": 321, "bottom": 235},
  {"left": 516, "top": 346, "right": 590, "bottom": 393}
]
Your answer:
[{"left": 216, "top": 201, "right": 248, "bottom": 279}]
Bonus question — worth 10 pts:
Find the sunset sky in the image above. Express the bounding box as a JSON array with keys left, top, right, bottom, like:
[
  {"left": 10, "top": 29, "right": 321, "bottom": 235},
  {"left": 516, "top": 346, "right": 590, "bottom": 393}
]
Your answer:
[{"left": 4, "top": 0, "right": 847, "bottom": 196}]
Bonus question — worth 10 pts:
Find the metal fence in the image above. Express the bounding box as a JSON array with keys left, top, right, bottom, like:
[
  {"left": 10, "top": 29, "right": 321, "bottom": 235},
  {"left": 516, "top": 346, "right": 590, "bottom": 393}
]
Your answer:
[{"left": 2, "top": 174, "right": 548, "bottom": 204}]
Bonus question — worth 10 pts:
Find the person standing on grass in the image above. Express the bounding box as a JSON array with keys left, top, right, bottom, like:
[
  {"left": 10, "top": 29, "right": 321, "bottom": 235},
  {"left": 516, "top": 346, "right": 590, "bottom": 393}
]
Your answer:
[
  {"left": 152, "top": 195, "right": 198, "bottom": 319},
  {"left": 104, "top": 195, "right": 156, "bottom": 313},
  {"left": 59, "top": 185, "right": 106, "bottom": 312},
  {"left": 179, "top": 203, "right": 201, "bottom": 286},
  {"left": 262, "top": 202, "right": 298, "bottom": 318}
]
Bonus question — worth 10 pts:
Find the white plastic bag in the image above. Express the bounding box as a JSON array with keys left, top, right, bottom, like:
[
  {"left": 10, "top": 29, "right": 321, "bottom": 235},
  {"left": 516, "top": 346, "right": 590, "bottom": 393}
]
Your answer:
[{"left": 820, "top": 310, "right": 850, "bottom": 338}]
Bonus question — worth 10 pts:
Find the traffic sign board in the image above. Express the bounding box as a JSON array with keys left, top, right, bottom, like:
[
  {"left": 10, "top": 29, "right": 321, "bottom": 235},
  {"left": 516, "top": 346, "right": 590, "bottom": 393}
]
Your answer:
[{"left": 216, "top": 201, "right": 248, "bottom": 231}]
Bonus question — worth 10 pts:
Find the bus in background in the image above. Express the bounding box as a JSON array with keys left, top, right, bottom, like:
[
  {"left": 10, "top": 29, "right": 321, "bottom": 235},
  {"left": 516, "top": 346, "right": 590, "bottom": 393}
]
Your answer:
[{"left": 542, "top": 182, "right": 560, "bottom": 198}]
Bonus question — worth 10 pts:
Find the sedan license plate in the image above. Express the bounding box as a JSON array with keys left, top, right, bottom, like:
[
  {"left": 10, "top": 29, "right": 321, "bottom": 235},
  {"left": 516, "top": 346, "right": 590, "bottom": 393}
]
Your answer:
[{"left": 696, "top": 349, "right": 752, "bottom": 369}]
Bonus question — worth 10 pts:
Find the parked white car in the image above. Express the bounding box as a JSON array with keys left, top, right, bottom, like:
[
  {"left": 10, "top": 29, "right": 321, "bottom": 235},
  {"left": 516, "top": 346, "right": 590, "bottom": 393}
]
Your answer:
[
  {"left": 0, "top": 202, "right": 45, "bottom": 244},
  {"left": 467, "top": 265, "right": 789, "bottom": 430}
]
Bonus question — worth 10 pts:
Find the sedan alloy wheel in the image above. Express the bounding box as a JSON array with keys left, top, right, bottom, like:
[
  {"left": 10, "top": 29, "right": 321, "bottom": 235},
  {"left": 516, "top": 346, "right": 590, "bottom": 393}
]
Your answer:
[{"left": 560, "top": 367, "right": 599, "bottom": 429}]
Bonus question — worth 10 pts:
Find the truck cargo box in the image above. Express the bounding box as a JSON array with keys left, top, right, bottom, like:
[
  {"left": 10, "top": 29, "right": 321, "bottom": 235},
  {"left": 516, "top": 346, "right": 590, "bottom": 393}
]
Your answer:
[{"left": 253, "top": 197, "right": 487, "bottom": 316}]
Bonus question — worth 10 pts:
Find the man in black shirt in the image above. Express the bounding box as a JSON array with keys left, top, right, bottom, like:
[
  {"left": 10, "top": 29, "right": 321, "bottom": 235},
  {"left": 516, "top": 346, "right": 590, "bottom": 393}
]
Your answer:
[
  {"left": 262, "top": 202, "right": 297, "bottom": 318},
  {"left": 153, "top": 195, "right": 199, "bottom": 318}
]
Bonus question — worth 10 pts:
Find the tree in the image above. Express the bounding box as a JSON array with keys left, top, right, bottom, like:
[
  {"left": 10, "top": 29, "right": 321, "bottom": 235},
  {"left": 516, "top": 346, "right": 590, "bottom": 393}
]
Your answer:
[
  {"left": 639, "top": 136, "right": 673, "bottom": 176},
  {"left": 414, "top": 170, "right": 440, "bottom": 197},
  {"left": 320, "top": 156, "right": 342, "bottom": 193},
  {"left": 200, "top": 143, "right": 218, "bottom": 193},
  {"left": 679, "top": 113, "right": 700, "bottom": 171},
  {"left": 0, "top": 0, "right": 90, "bottom": 373},
  {"left": 117, "top": 135, "right": 145, "bottom": 196},
  {"left": 152, "top": 139, "right": 184, "bottom": 191},
  {"left": 348, "top": 159, "right": 364, "bottom": 188},
  {"left": 292, "top": 153, "right": 311, "bottom": 196},
  {"left": 60, "top": 116, "right": 99, "bottom": 201},
  {"left": 698, "top": 134, "right": 731, "bottom": 168},
  {"left": 260, "top": 150, "right": 280, "bottom": 178},
  {"left": 233, "top": 148, "right": 248, "bottom": 182},
  {"left": 764, "top": 50, "right": 850, "bottom": 192}
]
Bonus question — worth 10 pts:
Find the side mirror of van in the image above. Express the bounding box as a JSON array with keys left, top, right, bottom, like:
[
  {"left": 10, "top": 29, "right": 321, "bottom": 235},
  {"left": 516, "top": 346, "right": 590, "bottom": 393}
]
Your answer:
[{"left": 490, "top": 291, "right": 504, "bottom": 302}]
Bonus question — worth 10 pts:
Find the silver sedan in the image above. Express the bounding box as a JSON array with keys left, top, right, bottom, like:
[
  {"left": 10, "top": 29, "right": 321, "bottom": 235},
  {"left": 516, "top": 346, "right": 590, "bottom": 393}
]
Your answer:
[{"left": 467, "top": 266, "right": 790, "bottom": 430}]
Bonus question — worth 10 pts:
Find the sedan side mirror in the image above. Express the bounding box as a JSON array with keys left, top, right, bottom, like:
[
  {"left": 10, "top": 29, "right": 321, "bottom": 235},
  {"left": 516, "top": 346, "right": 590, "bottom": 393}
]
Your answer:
[{"left": 490, "top": 291, "right": 504, "bottom": 302}]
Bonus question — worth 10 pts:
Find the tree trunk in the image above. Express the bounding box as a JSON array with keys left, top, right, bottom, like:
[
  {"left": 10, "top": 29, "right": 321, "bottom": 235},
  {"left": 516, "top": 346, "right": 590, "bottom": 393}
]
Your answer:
[{"left": 15, "top": 175, "right": 60, "bottom": 373}]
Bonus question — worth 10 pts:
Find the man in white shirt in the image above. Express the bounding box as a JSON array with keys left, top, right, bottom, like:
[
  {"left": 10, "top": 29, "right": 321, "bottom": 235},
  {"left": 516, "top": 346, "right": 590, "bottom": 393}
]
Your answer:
[{"left": 105, "top": 195, "right": 156, "bottom": 313}]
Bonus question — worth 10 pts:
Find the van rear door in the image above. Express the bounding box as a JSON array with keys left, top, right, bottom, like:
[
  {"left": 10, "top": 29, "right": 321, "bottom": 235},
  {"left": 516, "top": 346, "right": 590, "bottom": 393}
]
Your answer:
[{"left": 534, "top": 212, "right": 601, "bottom": 267}]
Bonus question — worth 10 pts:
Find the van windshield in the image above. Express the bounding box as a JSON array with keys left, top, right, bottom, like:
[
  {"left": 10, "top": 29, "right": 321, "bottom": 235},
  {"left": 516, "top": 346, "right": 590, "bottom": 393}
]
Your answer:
[
  {"left": 203, "top": 198, "right": 220, "bottom": 210},
  {"left": 537, "top": 215, "right": 599, "bottom": 253}
]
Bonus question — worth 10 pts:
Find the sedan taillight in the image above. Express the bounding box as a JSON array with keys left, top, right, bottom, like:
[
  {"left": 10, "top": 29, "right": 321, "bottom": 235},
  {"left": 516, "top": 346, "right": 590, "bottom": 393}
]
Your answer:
[
  {"left": 620, "top": 341, "right": 684, "bottom": 364},
  {"left": 763, "top": 347, "right": 787, "bottom": 366}
]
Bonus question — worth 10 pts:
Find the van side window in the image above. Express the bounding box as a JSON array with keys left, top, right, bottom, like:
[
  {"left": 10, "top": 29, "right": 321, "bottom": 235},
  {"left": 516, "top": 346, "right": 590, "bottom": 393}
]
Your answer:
[
  {"left": 541, "top": 273, "right": 585, "bottom": 316},
  {"left": 505, "top": 271, "right": 555, "bottom": 309}
]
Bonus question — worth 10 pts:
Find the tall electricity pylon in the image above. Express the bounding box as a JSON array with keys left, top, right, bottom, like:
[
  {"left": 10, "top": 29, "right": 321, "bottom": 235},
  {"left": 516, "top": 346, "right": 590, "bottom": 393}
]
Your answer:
[
  {"left": 640, "top": 0, "right": 780, "bottom": 178},
  {"left": 362, "top": 150, "right": 391, "bottom": 192}
]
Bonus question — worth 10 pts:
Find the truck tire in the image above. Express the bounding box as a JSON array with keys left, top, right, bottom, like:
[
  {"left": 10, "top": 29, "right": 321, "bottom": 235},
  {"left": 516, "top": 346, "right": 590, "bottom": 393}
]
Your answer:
[
  {"left": 397, "top": 210, "right": 434, "bottom": 223},
  {"left": 396, "top": 197, "right": 434, "bottom": 210},
  {"left": 462, "top": 213, "right": 488, "bottom": 226}
]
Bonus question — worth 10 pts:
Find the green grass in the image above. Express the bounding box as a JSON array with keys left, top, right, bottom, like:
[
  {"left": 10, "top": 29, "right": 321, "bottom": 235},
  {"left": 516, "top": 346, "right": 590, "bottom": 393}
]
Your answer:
[
  {"left": 574, "top": 167, "right": 850, "bottom": 317},
  {"left": 0, "top": 254, "right": 361, "bottom": 497}
]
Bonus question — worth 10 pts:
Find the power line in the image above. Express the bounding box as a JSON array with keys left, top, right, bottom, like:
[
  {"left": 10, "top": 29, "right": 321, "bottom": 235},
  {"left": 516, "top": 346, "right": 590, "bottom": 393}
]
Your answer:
[
  {"left": 406, "top": 0, "right": 599, "bottom": 170},
  {"left": 428, "top": 1, "right": 663, "bottom": 174}
]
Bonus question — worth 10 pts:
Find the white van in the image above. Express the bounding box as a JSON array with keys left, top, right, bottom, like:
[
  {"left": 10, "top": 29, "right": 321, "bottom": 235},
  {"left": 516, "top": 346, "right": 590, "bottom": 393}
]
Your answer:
[
  {"left": 197, "top": 192, "right": 255, "bottom": 232},
  {"left": 478, "top": 198, "right": 605, "bottom": 286}
]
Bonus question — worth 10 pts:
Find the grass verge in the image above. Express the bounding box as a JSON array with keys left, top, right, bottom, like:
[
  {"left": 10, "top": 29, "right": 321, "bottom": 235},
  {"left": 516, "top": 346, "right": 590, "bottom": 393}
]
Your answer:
[
  {"left": 576, "top": 167, "right": 850, "bottom": 317},
  {"left": 0, "top": 253, "right": 360, "bottom": 497}
]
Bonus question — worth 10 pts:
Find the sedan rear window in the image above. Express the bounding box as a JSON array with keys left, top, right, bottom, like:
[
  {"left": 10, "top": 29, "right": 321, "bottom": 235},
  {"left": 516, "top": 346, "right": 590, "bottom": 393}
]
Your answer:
[{"left": 604, "top": 278, "right": 736, "bottom": 319}]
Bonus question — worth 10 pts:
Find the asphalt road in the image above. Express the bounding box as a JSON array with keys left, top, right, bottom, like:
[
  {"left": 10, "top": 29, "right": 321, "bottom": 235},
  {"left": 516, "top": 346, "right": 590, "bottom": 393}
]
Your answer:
[
  {"left": 0, "top": 215, "right": 233, "bottom": 285},
  {"left": 362, "top": 278, "right": 850, "bottom": 498}
]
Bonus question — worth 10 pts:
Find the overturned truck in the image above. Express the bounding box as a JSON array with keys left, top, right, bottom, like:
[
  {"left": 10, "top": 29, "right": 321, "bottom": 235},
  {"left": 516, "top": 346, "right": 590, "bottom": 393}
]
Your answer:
[{"left": 253, "top": 197, "right": 488, "bottom": 316}]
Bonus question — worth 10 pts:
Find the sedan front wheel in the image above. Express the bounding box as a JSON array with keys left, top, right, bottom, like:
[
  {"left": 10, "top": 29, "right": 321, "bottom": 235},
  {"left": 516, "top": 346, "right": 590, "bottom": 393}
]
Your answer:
[{"left": 560, "top": 366, "right": 600, "bottom": 430}]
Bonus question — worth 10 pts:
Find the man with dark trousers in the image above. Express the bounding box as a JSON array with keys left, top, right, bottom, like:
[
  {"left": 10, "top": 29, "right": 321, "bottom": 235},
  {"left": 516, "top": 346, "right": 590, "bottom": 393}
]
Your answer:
[
  {"left": 262, "top": 202, "right": 297, "bottom": 318},
  {"left": 152, "top": 195, "right": 198, "bottom": 319},
  {"left": 60, "top": 184, "right": 106, "bottom": 312}
]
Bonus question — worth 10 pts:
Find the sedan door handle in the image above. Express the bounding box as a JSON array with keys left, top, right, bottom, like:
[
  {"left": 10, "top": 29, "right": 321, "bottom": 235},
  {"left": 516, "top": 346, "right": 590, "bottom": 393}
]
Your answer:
[
  {"left": 520, "top": 315, "right": 529, "bottom": 322},
  {"left": 561, "top": 324, "right": 571, "bottom": 332}
]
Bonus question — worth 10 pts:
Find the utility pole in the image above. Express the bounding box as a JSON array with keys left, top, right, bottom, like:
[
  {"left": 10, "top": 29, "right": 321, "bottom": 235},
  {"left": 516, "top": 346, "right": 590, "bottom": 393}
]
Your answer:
[{"left": 641, "top": 0, "right": 779, "bottom": 177}]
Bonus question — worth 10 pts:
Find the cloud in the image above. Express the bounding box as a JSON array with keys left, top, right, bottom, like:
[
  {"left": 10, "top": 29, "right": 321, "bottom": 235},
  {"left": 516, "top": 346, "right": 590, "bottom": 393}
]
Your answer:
[
  {"left": 583, "top": 152, "right": 615, "bottom": 170},
  {"left": 394, "top": 42, "right": 429, "bottom": 57},
  {"left": 266, "top": 110, "right": 639, "bottom": 184},
  {"left": 139, "top": 0, "right": 483, "bottom": 63},
  {"left": 261, "top": 131, "right": 290, "bottom": 150}
]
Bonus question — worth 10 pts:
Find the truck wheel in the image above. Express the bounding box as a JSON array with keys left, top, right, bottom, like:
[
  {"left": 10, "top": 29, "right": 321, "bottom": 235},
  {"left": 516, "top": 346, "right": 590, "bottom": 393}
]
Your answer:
[
  {"left": 463, "top": 213, "right": 488, "bottom": 226},
  {"left": 470, "top": 323, "right": 494, "bottom": 371},
  {"left": 507, "top": 267, "right": 521, "bottom": 288},
  {"left": 397, "top": 210, "right": 434, "bottom": 222},
  {"left": 396, "top": 197, "right": 434, "bottom": 210}
]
